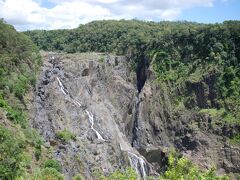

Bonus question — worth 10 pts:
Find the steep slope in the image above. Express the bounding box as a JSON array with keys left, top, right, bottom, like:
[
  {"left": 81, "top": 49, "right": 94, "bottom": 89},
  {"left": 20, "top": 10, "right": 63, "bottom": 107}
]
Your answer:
[
  {"left": 0, "top": 20, "right": 43, "bottom": 179},
  {"left": 31, "top": 52, "right": 239, "bottom": 179},
  {"left": 2, "top": 19, "right": 239, "bottom": 179},
  {"left": 31, "top": 52, "right": 151, "bottom": 179},
  {"left": 135, "top": 66, "right": 240, "bottom": 175}
]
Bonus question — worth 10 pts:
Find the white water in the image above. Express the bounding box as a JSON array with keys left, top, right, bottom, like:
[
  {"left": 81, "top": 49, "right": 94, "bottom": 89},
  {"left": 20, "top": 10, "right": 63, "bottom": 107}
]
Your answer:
[
  {"left": 56, "top": 76, "right": 104, "bottom": 141},
  {"left": 73, "top": 99, "right": 82, "bottom": 107},
  {"left": 127, "top": 152, "right": 147, "bottom": 179},
  {"left": 85, "top": 110, "right": 104, "bottom": 140},
  {"left": 119, "top": 143, "right": 148, "bottom": 179},
  {"left": 53, "top": 57, "right": 150, "bottom": 178},
  {"left": 56, "top": 77, "right": 67, "bottom": 95}
]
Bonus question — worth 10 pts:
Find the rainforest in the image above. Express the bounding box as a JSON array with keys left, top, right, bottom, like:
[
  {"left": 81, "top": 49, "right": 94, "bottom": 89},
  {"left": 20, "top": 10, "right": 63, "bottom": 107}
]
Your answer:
[{"left": 0, "top": 19, "right": 240, "bottom": 179}]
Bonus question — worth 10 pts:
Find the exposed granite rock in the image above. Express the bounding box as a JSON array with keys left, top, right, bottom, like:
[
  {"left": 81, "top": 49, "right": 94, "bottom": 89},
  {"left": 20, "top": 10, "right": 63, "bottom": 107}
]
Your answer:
[{"left": 30, "top": 52, "right": 240, "bottom": 179}]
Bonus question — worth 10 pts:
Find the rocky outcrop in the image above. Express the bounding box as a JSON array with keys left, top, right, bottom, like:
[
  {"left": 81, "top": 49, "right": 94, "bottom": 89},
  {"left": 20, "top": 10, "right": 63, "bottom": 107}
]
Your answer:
[
  {"left": 30, "top": 52, "right": 240, "bottom": 179},
  {"left": 31, "top": 52, "right": 151, "bottom": 179},
  {"left": 134, "top": 66, "right": 240, "bottom": 176}
]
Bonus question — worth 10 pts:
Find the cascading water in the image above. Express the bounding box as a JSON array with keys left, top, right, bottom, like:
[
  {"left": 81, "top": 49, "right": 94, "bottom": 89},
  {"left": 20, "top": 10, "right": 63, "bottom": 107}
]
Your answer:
[
  {"left": 128, "top": 152, "right": 148, "bottom": 179},
  {"left": 131, "top": 94, "right": 141, "bottom": 148},
  {"left": 119, "top": 144, "right": 148, "bottom": 179},
  {"left": 56, "top": 77, "right": 68, "bottom": 95},
  {"left": 73, "top": 99, "right": 82, "bottom": 107},
  {"left": 132, "top": 57, "right": 149, "bottom": 148},
  {"left": 85, "top": 110, "right": 104, "bottom": 140},
  {"left": 53, "top": 56, "right": 104, "bottom": 141}
]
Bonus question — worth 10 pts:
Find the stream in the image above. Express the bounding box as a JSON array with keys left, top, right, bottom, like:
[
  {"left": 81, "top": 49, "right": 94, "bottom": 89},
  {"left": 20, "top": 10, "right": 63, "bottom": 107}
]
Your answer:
[{"left": 56, "top": 74, "right": 104, "bottom": 141}]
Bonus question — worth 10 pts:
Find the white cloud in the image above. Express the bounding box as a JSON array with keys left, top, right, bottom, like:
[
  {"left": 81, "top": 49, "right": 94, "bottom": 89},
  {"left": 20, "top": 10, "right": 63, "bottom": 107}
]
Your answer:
[{"left": 0, "top": 0, "right": 216, "bottom": 30}]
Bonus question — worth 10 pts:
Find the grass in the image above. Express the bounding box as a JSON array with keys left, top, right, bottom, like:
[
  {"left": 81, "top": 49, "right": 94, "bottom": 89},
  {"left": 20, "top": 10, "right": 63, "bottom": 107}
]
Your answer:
[
  {"left": 222, "top": 113, "right": 239, "bottom": 125},
  {"left": 199, "top": 108, "right": 239, "bottom": 125},
  {"left": 98, "top": 56, "right": 105, "bottom": 63},
  {"left": 56, "top": 129, "right": 76, "bottom": 143},
  {"left": 230, "top": 134, "right": 240, "bottom": 145},
  {"left": 199, "top": 108, "right": 225, "bottom": 118}
]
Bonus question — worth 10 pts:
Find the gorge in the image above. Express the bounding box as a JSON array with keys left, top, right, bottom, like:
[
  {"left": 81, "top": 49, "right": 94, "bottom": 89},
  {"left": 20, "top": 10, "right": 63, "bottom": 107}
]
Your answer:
[{"left": 1, "top": 19, "right": 240, "bottom": 179}]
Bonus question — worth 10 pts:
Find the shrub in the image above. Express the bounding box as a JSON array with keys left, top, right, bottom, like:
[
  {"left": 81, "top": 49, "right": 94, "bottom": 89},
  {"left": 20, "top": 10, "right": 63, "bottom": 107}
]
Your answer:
[
  {"left": 44, "top": 159, "right": 62, "bottom": 172},
  {"left": 0, "top": 125, "right": 26, "bottom": 179},
  {"left": 23, "top": 128, "right": 43, "bottom": 161},
  {"left": 98, "top": 56, "right": 105, "bottom": 63},
  {"left": 230, "top": 134, "right": 240, "bottom": 144},
  {"left": 73, "top": 174, "right": 84, "bottom": 180},
  {"left": 160, "top": 152, "right": 229, "bottom": 180},
  {"left": 6, "top": 107, "right": 27, "bottom": 128},
  {"left": 108, "top": 167, "right": 137, "bottom": 180},
  {"left": 41, "top": 167, "right": 64, "bottom": 180},
  {"left": 56, "top": 129, "right": 76, "bottom": 143}
]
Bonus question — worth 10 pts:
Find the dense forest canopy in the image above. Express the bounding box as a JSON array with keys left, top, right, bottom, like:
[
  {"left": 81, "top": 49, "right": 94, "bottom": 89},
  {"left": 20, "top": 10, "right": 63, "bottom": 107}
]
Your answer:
[
  {"left": 24, "top": 19, "right": 239, "bottom": 179},
  {"left": 0, "top": 19, "right": 239, "bottom": 179},
  {"left": 0, "top": 19, "right": 43, "bottom": 179},
  {"left": 25, "top": 20, "right": 240, "bottom": 126},
  {"left": 0, "top": 19, "right": 42, "bottom": 128}
]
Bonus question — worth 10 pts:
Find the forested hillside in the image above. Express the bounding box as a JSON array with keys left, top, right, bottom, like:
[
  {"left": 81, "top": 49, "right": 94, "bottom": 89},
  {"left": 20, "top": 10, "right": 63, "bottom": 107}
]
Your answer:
[
  {"left": 0, "top": 19, "right": 43, "bottom": 179},
  {"left": 1, "top": 19, "right": 239, "bottom": 179},
  {"left": 25, "top": 20, "right": 240, "bottom": 130},
  {"left": 24, "top": 20, "right": 240, "bottom": 179}
]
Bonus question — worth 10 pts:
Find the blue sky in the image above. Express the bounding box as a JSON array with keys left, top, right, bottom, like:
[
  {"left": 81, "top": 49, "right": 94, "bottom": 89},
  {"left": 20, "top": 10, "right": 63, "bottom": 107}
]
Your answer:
[
  {"left": 0, "top": 0, "right": 239, "bottom": 30},
  {"left": 179, "top": 0, "right": 240, "bottom": 23}
]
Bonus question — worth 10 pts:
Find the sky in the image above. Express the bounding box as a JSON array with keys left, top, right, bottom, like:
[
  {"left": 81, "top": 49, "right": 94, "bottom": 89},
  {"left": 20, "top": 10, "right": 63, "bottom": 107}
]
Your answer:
[{"left": 0, "top": 0, "right": 239, "bottom": 31}]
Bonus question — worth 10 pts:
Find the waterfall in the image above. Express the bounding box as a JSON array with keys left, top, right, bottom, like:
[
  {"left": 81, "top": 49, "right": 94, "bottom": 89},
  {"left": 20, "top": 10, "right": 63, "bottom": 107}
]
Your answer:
[
  {"left": 56, "top": 77, "right": 68, "bottom": 95},
  {"left": 128, "top": 152, "right": 148, "bottom": 179},
  {"left": 73, "top": 99, "right": 82, "bottom": 107},
  {"left": 119, "top": 144, "right": 148, "bottom": 179},
  {"left": 131, "top": 95, "right": 141, "bottom": 148},
  {"left": 56, "top": 76, "right": 104, "bottom": 141},
  {"left": 85, "top": 110, "right": 104, "bottom": 140}
]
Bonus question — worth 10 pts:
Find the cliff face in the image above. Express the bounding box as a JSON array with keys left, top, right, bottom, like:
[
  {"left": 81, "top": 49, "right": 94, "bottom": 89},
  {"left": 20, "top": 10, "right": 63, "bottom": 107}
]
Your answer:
[
  {"left": 137, "top": 72, "right": 240, "bottom": 174},
  {"left": 30, "top": 52, "right": 240, "bottom": 179}
]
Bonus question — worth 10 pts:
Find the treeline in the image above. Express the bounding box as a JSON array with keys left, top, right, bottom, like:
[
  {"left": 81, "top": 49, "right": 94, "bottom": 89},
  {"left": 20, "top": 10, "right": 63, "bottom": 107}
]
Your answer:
[
  {"left": 148, "top": 20, "right": 240, "bottom": 127},
  {"left": 0, "top": 19, "right": 42, "bottom": 128},
  {"left": 1, "top": 19, "right": 239, "bottom": 179},
  {"left": 0, "top": 19, "right": 43, "bottom": 179},
  {"left": 25, "top": 20, "right": 240, "bottom": 126},
  {"left": 24, "top": 20, "right": 204, "bottom": 54}
]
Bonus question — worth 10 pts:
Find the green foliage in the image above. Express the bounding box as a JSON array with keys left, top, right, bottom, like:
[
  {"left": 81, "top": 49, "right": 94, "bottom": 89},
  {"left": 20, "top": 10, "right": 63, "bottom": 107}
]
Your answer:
[
  {"left": 230, "top": 134, "right": 240, "bottom": 144},
  {"left": 6, "top": 107, "right": 27, "bottom": 127},
  {"left": 108, "top": 167, "right": 138, "bottom": 180},
  {"left": 148, "top": 21, "right": 240, "bottom": 125},
  {"left": 0, "top": 96, "right": 27, "bottom": 127},
  {"left": 160, "top": 152, "right": 229, "bottom": 180},
  {"left": 0, "top": 20, "right": 43, "bottom": 179},
  {"left": 98, "top": 56, "right": 105, "bottom": 63},
  {"left": 73, "top": 174, "right": 84, "bottom": 180},
  {"left": 0, "top": 125, "right": 26, "bottom": 179},
  {"left": 44, "top": 159, "right": 62, "bottom": 172},
  {"left": 24, "top": 21, "right": 240, "bottom": 121},
  {"left": 0, "top": 19, "right": 42, "bottom": 125},
  {"left": 38, "top": 167, "right": 64, "bottom": 180},
  {"left": 14, "top": 19, "right": 240, "bottom": 178},
  {"left": 93, "top": 167, "right": 138, "bottom": 180},
  {"left": 24, "top": 128, "right": 43, "bottom": 160},
  {"left": 199, "top": 108, "right": 225, "bottom": 118},
  {"left": 56, "top": 129, "right": 76, "bottom": 143}
]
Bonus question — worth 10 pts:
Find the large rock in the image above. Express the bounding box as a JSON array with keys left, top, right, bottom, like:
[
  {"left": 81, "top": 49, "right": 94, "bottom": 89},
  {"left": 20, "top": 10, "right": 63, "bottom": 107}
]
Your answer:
[{"left": 30, "top": 52, "right": 240, "bottom": 179}]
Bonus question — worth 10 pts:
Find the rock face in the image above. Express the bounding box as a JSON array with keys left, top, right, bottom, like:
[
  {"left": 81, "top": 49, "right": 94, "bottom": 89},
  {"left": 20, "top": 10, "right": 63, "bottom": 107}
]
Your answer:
[{"left": 31, "top": 52, "right": 240, "bottom": 179}]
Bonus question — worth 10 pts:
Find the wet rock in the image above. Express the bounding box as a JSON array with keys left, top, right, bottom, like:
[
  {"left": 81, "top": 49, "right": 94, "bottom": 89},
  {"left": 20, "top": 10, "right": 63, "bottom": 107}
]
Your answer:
[{"left": 30, "top": 52, "right": 240, "bottom": 179}]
